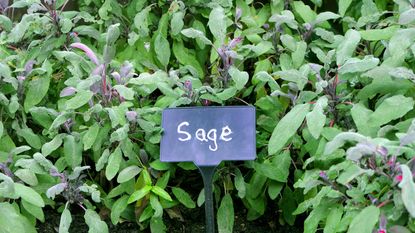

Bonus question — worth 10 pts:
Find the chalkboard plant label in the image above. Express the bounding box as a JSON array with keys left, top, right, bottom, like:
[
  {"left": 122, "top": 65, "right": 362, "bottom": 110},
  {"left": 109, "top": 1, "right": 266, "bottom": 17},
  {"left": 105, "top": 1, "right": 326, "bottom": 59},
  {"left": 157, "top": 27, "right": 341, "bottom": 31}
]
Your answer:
[{"left": 160, "top": 106, "right": 256, "bottom": 166}]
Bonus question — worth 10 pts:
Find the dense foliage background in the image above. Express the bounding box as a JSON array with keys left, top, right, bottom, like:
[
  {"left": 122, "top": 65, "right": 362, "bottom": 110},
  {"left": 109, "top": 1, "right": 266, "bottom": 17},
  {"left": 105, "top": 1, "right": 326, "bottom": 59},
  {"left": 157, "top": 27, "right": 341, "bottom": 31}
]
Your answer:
[{"left": 1, "top": 0, "right": 415, "bottom": 232}]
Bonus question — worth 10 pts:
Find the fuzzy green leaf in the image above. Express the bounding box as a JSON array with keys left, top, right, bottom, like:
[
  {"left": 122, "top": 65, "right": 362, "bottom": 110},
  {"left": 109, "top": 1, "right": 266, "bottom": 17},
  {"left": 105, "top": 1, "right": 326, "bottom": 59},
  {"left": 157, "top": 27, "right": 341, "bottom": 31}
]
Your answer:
[
  {"left": 117, "top": 165, "right": 142, "bottom": 183},
  {"left": 208, "top": 6, "right": 227, "bottom": 43},
  {"left": 154, "top": 33, "right": 171, "bottom": 68},
  {"left": 15, "top": 183, "right": 44, "bottom": 207},
  {"left": 347, "top": 206, "right": 379, "bottom": 233},
  {"left": 268, "top": 104, "right": 310, "bottom": 155},
  {"left": 84, "top": 209, "right": 108, "bottom": 233},
  {"left": 24, "top": 76, "right": 50, "bottom": 112},
  {"left": 105, "top": 147, "right": 122, "bottom": 180},
  {"left": 65, "top": 90, "right": 93, "bottom": 110},
  {"left": 398, "top": 164, "right": 415, "bottom": 218},
  {"left": 172, "top": 187, "right": 195, "bottom": 208},
  {"left": 217, "top": 194, "right": 234, "bottom": 233}
]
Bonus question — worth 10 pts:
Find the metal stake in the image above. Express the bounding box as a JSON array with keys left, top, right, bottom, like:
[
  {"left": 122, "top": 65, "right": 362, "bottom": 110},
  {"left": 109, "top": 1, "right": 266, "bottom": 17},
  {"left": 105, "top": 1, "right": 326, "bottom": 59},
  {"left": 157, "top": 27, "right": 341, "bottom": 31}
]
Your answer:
[{"left": 198, "top": 166, "right": 217, "bottom": 233}]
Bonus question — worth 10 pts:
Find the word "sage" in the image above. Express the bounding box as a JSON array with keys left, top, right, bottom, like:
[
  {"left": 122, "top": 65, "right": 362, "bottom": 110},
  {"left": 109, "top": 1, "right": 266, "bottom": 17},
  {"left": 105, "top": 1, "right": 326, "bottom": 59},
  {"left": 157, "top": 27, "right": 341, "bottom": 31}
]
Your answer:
[{"left": 177, "top": 122, "right": 233, "bottom": 151}]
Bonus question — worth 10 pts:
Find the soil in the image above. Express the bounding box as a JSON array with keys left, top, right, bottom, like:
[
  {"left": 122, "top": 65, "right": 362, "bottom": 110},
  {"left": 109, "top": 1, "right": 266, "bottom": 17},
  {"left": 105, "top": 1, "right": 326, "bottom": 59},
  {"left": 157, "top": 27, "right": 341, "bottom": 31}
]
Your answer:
[{"left": 37, "top": 205, "right": 303, "bottom": 233}]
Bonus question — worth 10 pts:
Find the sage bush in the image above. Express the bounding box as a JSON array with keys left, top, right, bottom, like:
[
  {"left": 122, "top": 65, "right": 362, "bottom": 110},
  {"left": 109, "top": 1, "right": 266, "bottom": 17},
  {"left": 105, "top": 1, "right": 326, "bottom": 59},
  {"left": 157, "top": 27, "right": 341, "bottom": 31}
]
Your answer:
[{"left": 1, "top": 0, "right": 415, "bottom": 232}]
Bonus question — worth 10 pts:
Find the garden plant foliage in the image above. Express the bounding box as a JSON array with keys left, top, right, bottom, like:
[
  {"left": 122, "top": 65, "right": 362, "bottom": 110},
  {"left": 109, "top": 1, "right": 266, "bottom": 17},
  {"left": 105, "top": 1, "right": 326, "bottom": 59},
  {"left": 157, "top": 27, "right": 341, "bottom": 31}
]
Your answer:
[{"left": 1, "top": 0, "right": 415, "bottom": 232}]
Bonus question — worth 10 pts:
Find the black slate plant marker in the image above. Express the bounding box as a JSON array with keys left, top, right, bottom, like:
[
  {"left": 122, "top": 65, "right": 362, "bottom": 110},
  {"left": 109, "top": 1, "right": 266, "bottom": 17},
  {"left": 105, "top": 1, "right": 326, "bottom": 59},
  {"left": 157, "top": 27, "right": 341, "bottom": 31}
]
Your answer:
[{"left": 160, "top": 106, "right": 256, "bottom": 233}]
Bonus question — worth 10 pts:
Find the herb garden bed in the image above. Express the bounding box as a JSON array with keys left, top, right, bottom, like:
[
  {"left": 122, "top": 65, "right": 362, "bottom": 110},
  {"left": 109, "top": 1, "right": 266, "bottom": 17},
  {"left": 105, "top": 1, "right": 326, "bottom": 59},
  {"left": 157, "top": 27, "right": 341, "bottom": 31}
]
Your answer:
[{"left": 1, "top": 0, "right": 415, "bottom": 233}]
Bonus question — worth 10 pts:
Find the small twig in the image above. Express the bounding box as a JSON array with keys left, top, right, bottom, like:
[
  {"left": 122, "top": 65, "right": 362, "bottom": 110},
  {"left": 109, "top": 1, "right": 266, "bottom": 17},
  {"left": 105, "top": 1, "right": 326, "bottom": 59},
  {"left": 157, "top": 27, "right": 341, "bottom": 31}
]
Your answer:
[{"left": 233, "top": 97, "right": 250, "bottom": 105}]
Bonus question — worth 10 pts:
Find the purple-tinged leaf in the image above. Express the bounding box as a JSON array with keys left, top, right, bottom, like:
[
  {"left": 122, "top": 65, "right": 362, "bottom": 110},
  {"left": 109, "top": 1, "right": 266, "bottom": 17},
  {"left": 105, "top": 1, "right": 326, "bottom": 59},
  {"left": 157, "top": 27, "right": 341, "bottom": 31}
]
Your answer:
[
  {"left": 24, "top": 60, "right": 35, "bottom": 75},
  {"left": 228, "top": 37, "right": 243, "bottom": 49},
  {"left": 126, "top": 111, "right": 137, "bottom": 122},
  {"left": 398, "top": 164, "right": 415, "bottom": 218},
  {"left": 60, "top": 87, "right": 76, "bottom": 97},
  {"left": 235, "top": 8, "right": 242, "bottom": 22},
  {"left": 92, "top": 64, "right": 104, "bottom": 76},
  {"left": 112, "top": 72, "right": 121, "bottom": 84},
  {"left": 46, "top": 183, "right": 67, "bottom": 200},
  {"left": 70, "top": 42, "right": 100, "bottom": 65},
  {"left": 120, "top": 61, "right": 133, "bottom": 78}
]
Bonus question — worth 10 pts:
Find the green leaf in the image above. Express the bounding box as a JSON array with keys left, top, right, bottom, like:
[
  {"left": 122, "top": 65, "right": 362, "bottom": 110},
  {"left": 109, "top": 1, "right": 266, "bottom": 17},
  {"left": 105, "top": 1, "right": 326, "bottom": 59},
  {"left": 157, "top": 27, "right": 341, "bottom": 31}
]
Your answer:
[
  {"left": 268, "top": 104, "right": 310, "bottom": 155},
  {"left": 347, "top": 206, "right": 379, "bottom": 233},
  {"left": 351, "top": 103, "right": 377, "bottom": 136},
  {"left": 128, "top": 185, "right": 152, "bottom": 203},
  {"left": 154, "top": 33, "right": 170, "bottom": 68},
  {"left": 172, "top": 187, "right": 195, "bottom": 208},
  {"left": 398, "top": 164, "right": 415, "bottom": 218},
  {"left": 368, "top": 95, "right": 414, "bottom": 127},
  {"left": 216, "top": 87, "right": 237, "bottom": 101},
  {"left": 21, "top": 199, "right": 45, "bottom": 222},
  {"left": 324, "top": 132, "right": 368, "bottom": 155},
  {"left": 64, "top": 134, "right": 83, "bottom": 169},
  {"left": 304, "top": 203, "right": 329, "bottom": 233},
  {"left": 59, "top": 205, "right": 72, "bottom": 233},
  {"left": 42, "top": 134, "right": 64, "bottom": 156},
  {"left": 15, "top": 169, "right": 38, "bottom": 186},
  {"left": 0, "top": 63, "right": 11, "bottom": 80},
  {"left": 399, "top": 9, "right": 415, "bottom": 25},
  {"left": 15, "top": 183, "right": 45, "bottom": 207},
  {"left": 85, "top": 209, "right": 108, "bottom": 233},
  {"left": 106, "top": 23, "right": 120, "bottom": 45},
  {"left": 11, "top": 146, "right": 31, "bottom": 155},
  {"left": 234, "top": 168, "right": 246, "bottom": 198},
  {"left": 268, "top": 181, "right": 283, "bottom": 200},
  {"left": 0, "top": 202, "right": 36, "bottom": 233},
  {"left": 113, "top": 85, "right": 134, "bottom": 101},
  {"left": 306, "top": 97, "right": 328, "bottom": 139},
  {"left": 16, "top": 128, "right": 42, "bottom": 149},
  {"left": 337, "top": 162, "right": 370, "bottom": 185},
  {"left": 150, "top": 217, "right": 166, "bottom": 233},
  {"left": 110, "top": 195, "right": 129, "bottom": 225},
  {"left": 389, "top": 226, "right": 412, "bottom": 233},
  {"left": 117, "top": 165, "right": 142, "bottom": 183},
  {"left": 151, "top": 186, "right": 173, "bottom": 201},
  {"left": 171, "top": 11, "right": 184, "bottom": 36},
  {"left": 0, "top": 121, "right": 3, "bottom": 138},
  {"left": 359, "top": 26, "right": 400, "bottom": 41},
  {"left": 274, "top": 70, "right": 308, "bottom": 90},
  {"left": 150, "top": 159, "right": 173, "bottom": 171},
  {"left": 0, "top": 15, "right": 12, "bottom": 31},
  {"left": 338, "top": 56, "right": 379, "bottom": 74},
  {"left": 59, "top": 18, "right": 74, "bottom": 34},
  {"left": 339, "top": 0, "right": 353, "bottom": 16},
  {"left": 65, "top": 90, "right": 93, "bottom": 110},
  {"left": 181, "top": 28, "right": 212, "bottom": 45},
  {"left": 105, "top": 147, "right": 122, "bottom": 180},
  {"left": 255, "top": 151, "right": 291, "bottom": 182},
  {"left": 46, "top": 183, "right": 66, "bottom": 200},
  {"left": 270, "top": 10, "right": 298, "bottom": 29},
  {"left": 208, "top": 6, "right": 227, "bottom": 44},
  {"left": 96, "top": 149, "right": 110, "bottom": 171},
  {"left": 314, "top": 12, "right": 340, "bottom": 25},
  {"left": 292, "top": 41, "right": 307, "bottom": 68},
  {"left": 229, "top": 66, "right": 249, "bottom": 90},
  {"left": 172, "top": 40, "right": 204, "bottom": 78},
  {"left": 83, "top": 123, "right": 100, "bottom": 150},
  {"left": 134, "top": 6, "right": 151, "bottom": 38},
  {"left": 155, "top": 171, "right": 170, "bottom": 189},
  {"left": 24, "top": 76, "right": 50, "bottom": 112},
  {"left": 292, "top": 1, "right": 316, "bottom": 23},
  {"left": 8, "top": 14, "right": 34, "bottom": 43},
  {"left": 150, "top": 194, "right": 163, "bottom": 218},
  {"left": 324, "top": 205, "right": 343, "bottom": 233},
  {"left": 336, "top": 29, "right": 361, "bottom": 65},
  {"left": 217, "top": 194, "right": 234, "bottom": 233}
]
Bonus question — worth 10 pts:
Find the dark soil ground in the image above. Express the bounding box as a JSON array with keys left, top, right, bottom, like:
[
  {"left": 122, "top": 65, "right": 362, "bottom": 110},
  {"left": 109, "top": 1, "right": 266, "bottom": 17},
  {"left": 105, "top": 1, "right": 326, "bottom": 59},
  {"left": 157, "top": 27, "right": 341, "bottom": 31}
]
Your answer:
[{"left": 37, "top": 205, "right": 303, "bottom": 233}]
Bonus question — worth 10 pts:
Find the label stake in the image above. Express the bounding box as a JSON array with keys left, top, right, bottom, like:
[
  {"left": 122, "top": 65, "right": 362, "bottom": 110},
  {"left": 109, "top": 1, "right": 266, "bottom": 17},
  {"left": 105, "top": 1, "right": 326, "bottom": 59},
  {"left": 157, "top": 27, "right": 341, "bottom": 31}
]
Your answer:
[{"left": 198, "top": 166, "right": 217, "bottom": 233}]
